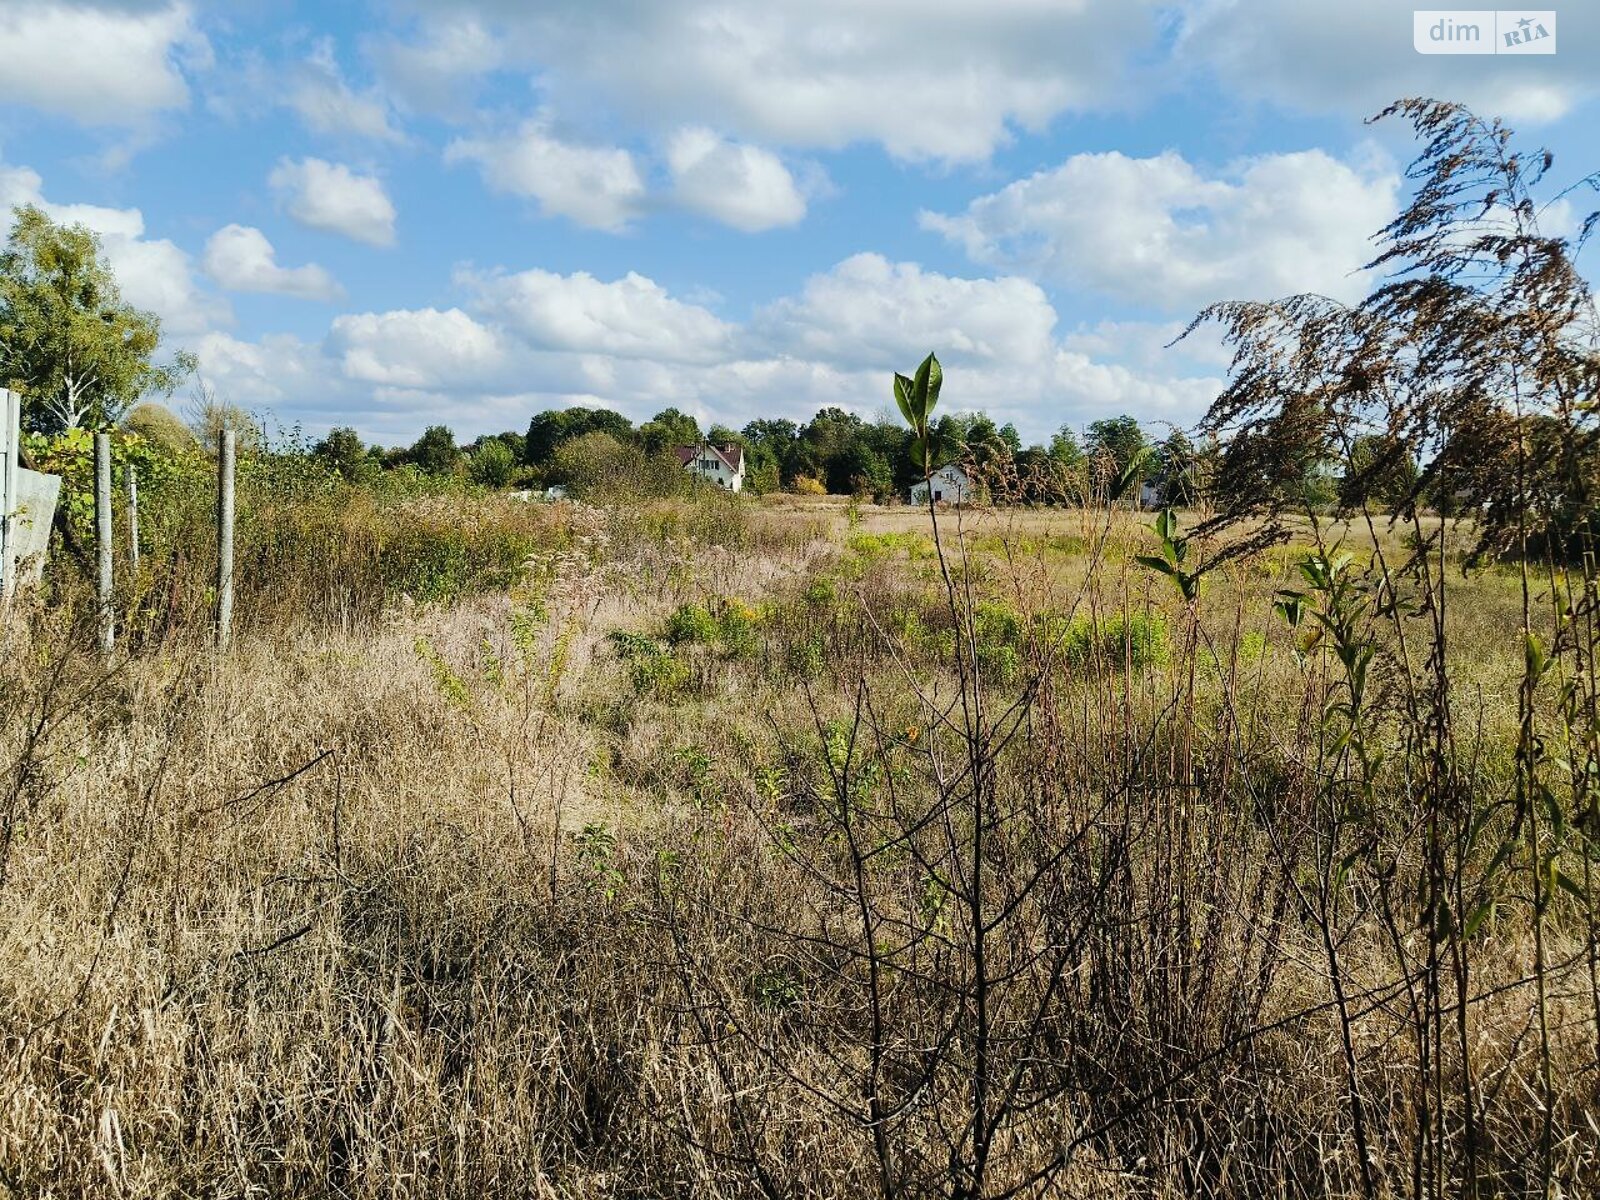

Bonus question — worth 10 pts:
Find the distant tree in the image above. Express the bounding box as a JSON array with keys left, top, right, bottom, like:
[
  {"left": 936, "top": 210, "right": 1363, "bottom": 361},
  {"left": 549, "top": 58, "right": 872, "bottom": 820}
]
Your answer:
[
  {"left": 187, "top": 382, "right": 264, "bottom": 455},
  {"left": 1048, "top": 426, "right": 1085, "bottom": 470},
  {"left": 802, "top": 407, "right": 864, "bottom": 461},
  {"left": 639, "top": 407, "right": 702, "bottom": 455},
  {"left": 1340, "top": 433, "right": 1420, "bottom": 510},
  {"left": 408, "top": 425, "right": 461, "bottom": 475},
  {"left": 524, "top": 406, "right": 633, "bottom": 466},
  {"left": 1156, "top": 429, "right": 1202, "bottom": 507},
  {"left": 1085, "top": 416, "right": 1150, "bottom": 486},
  {"left": 550, "top": 431, "right": 685, "bottom": 499},
  {"left": 123, "top": 401, "right": 198, "bottom": 455},
  {"left": 741, "top": 441, "right": 783, "bottom": 494},
  {"left": 469, "top": 437, "right": 518, "bottom": 488},
  {"left": 495, "top": 429, "right": 526, "bottom": 462},
  {"left": 1, "top": 204, "right": 193, "bottom": 431},
  {"left": 1043, "top": 426, "right": 1088, "bottom": 501},
  {"left": 313, "top": 425, "right": 373, "bottom": 481},
  {"left": 742, "top": 418, "right": 798, "bottom": 447},
  {"left": 828, "top": 442, "right": 894, "bottom": 500},
  {"left": 742, "top": 418, "right": 802, "bottom": 489}
]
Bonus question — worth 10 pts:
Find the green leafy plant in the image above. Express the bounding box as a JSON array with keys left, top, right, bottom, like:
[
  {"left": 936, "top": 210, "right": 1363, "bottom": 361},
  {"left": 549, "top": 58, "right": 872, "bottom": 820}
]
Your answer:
[
  {"left": 573, "top": 821, "right": 624, "bottom": 902},
  {"left": 1136, "top": 508, "right": 1202, "bottom": 603},
  {"left": 415, "top": 636, "right": 473, "bottom": 712},
  {"left": 894, "top": 352, "right": 951, "bottom": 485},
  {"left": 607, "top": 630, "right": 688, "bottom": 697},
  {"left": 664, "top": 602, "right": 718, "bottom": 646}
]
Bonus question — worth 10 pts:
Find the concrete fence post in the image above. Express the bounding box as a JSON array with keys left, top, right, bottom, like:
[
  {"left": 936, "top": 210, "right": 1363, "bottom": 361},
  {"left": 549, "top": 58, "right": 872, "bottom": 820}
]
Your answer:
[
  {"left": 216, "top": 430, "right": 235, "bottom": 650},
  {"left": 96, "top": 431, "right": 114, "bottom": 655},
  {"left": 0, "top": 389, "right": 18, "bottom": 606}
]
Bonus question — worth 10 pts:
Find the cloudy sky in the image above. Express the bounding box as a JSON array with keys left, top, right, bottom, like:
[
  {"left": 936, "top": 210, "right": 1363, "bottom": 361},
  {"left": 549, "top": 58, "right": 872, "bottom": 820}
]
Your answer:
[{"left": 1, "top": 1, "right": 1594, "bottom": 445}]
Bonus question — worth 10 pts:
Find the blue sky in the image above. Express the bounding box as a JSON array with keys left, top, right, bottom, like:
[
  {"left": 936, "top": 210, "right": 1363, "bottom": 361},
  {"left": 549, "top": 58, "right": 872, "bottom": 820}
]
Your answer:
[{"left": 1, "top": 1, "right": 1595, "bottom": 446}]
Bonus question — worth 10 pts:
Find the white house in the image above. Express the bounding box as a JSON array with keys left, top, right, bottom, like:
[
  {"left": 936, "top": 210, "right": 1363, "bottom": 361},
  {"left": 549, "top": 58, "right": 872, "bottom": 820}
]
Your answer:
[
  {"left": 910, "top": 464, "right": 972, "bottom": 506},
  {"left": 677, "top": 444, "right": 745, "bottom": 491}
]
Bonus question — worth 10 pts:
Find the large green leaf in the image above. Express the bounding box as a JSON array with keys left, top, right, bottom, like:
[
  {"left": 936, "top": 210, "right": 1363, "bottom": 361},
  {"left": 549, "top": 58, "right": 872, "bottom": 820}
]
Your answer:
[
  {"left": 912, "top": 352, "right": 942, "bottom": 420},
  {"left": 893, "top": 373, "right": 917, "bottom": 428}
]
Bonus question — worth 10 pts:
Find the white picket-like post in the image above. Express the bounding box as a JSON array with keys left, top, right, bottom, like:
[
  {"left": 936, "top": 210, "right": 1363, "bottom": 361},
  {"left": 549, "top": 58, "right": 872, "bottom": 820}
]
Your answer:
[
  {"left": 216, "top": 430, "right": 235, "bottom": 650},
  {"left": 96, "top": 431, "right": 114, "bottom": 655},
  {"left": 127, "top": 464, "right": 140, "bottom": 573}
]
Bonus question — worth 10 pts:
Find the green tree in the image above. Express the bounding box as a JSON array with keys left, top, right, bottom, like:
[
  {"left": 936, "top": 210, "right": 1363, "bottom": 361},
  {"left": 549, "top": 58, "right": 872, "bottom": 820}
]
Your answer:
[
  {"left": 1085, "top": 416, "right": 1150, "bottom": 484},
  {"left": 408, "top": 425, "right": 461, "bottom": 475},
  {"left": 469, "top": 437, "right": 518, "bottom": 488},
  {"left": 743, "top": 443, "right": 782, "bottom": 494},
  {"left": 314, "top": 425, "right": 374, "bottom": 481},
  {"left": 0, "top": 204, "right": 191, "bottom": 431},
  {"left": 1156, "top": 429, "right": 1202, "bottom": 507},
  {"left": 123, "top": 401, "right": 198, "bottom": 455},
  {"left": 550, "top": 431, "right": 685, "bottom": 499},
  {"left": 524, "top": 406, "right": 634, "bottom": 466},
  {"left": 1048, "top": 426, "right": 1085, "bottom": 470},
  {"left": 828, "top": 442, "right": 893, "bottom": 499},
  {"left": 639, "top": 407, "right": 702, "bottom": 455},
  {"left": 1340, "top": 433, "right": 1420, "bottom": 510}
]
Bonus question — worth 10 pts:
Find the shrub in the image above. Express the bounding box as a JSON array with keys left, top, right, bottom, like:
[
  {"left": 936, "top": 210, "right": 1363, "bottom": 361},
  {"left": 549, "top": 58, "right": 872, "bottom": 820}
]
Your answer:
[
  {"left": 607, "top": 630, "right": 688, "bottom": 697},
  {"left": 971, "top": 600, "right": 1024, "bottom": 682},
  {"left": 1041, "top": 608, "right": 1170, "bottom": 671},
  {"left": 802, "top": 578, "right": 837, "bottom": 607},
  {"left": 664, "top": 602, "right": 718, "bottom": 646},
  {"left": 469, "top": 438, "right": 518, "bottom": 488},
  {"left": 715, "top": 598, "right": 761, "bottom": 659}
]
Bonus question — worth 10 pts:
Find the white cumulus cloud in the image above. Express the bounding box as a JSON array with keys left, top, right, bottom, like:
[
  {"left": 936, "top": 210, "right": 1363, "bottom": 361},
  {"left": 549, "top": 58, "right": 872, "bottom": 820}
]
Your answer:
[
  {"left": 0, "top": 1, "right": 204, "bottom": 126},
  {"left": 1175, "top": 0, "right": 1599, "bottom": 125},
  {"left": 202, "top": 225, "right": 343, "bottom": 302},
  {"left": 269, "top": 158, "right": 397, "bottom": 247},
  {"left": 285, "top": 38, "right": 404, "bottom": 143},
  {"left": 0, "top": 159, "right": 224, "bottom": 336},
  {"left": 665, "top": 128, "right": 808, "bottom": 232},
  {"left": 464, "top": 267, "right": 734, "bottom": 362},
  {"left": 922, "top": 147, "right": 1399, "bottom": 309},
  {"left": 371, "top": 15, "right": 503, "bottom": 117},
  {"left": 754, "top": 253, "right": 1059, "bottom": 369},
  {"left": 391, "top": 0, "right": 1167, "bottom": 162},
  {"left": 445, "top": 120, "right": 646, "bottom": 232},
  {"left": 326, "top": 308, "right": 505, "bottom": 389}
]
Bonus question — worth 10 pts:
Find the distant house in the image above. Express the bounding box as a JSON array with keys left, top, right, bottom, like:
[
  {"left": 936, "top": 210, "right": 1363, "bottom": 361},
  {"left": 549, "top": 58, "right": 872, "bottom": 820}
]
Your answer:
[
  {"left": 910, "top": 464, "right": 972, "bottom": 506},
  {"left": 677, "top": 444, "right": 745, "bottom": 491}
]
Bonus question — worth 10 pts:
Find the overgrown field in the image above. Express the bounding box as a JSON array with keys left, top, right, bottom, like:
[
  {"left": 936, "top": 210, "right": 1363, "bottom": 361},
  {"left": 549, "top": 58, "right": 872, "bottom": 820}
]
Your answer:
[{"left": 1, "top": 489, "right": 1596, "bottom": 1199}]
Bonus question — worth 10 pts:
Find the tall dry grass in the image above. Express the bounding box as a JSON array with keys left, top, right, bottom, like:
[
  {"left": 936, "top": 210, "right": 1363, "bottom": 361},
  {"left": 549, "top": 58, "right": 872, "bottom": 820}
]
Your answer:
[{"left": 1, "top": 484, "right": 1596, "bottom": 1198}]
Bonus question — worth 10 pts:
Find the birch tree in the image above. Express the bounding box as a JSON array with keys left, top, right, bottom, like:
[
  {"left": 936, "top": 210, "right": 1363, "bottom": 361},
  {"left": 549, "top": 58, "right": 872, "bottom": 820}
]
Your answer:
[{"left": 0, "top": 205, "right": 192, "bottom": 432}]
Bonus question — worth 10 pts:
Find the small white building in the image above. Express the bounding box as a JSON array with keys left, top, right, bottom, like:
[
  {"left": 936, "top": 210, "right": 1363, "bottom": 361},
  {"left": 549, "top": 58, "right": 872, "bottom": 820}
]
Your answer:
[
  {"left": 910, "top": 464, "right": 972, "bottom": 506},
  {"left": 677, "top": 444, "right": 745, "bottom": 491}
]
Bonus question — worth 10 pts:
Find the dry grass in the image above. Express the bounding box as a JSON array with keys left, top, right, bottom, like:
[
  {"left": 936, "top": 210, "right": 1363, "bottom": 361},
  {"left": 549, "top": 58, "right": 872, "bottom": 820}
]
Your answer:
[{"left": 0, "top": 494, "right": 1595, "bottom": 1198}]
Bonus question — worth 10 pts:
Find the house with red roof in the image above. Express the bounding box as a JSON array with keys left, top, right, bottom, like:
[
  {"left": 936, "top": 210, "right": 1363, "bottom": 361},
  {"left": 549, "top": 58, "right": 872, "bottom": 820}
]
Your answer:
[{"left": 676, "top": 443, "right": 745, "bottom": 492}]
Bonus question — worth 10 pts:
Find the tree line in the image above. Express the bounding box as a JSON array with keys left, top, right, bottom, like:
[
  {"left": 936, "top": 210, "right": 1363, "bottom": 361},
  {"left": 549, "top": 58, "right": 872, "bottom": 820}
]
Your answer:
[
  {"left": 0, "top": 198, "right": 1559, "bottom": 527},
  {"left": 302, "top": 402, "right": 1432, "bottom": 513}
]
